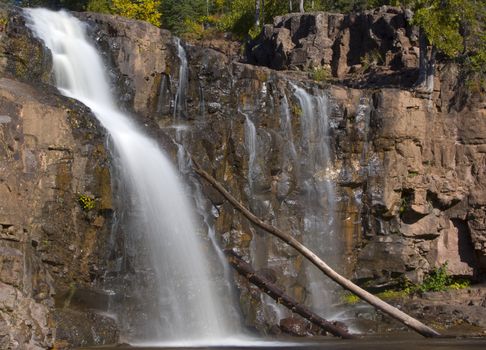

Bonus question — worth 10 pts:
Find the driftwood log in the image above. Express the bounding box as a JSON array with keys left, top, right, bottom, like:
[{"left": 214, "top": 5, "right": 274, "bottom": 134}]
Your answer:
[
  {"left": 226, "top": 250, "right": 353, "bottom": 338},
  {"left": 192, "top": 159, "right": 441, "bottom": 338}
]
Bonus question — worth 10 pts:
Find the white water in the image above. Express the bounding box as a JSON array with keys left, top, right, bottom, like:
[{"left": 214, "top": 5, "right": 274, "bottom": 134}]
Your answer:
[
  {"left": 174, "top": 38, "right": 188, "bottom": 121},
  {"left": 280, "top": 95, "right": 298, "bottom": 164},
  {"left": 291, "top": 84, "right": 341, "bottom": 317},
  {"left": 25, "top": 8, "right": 237, "bottom": 343},
  {"left": 244, "top": 113, "right": 257, "bottom": 192}
]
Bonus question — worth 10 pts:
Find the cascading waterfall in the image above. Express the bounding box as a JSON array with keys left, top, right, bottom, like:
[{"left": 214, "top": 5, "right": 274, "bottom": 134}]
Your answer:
[
  {"left": 290, "top": 83, "right": 341, "bottom": 317},
  {"left": 26, "top": 8, "right": 240, "bottom": 344},
  {"left": 280, "top": 94, "right": 298, "bottom": 165},
  {"left": 244, "top": 112, "right": 257, "bottom": 192},
  {"left": 174, "top": 38, "right": 188, "bottom": 121}
]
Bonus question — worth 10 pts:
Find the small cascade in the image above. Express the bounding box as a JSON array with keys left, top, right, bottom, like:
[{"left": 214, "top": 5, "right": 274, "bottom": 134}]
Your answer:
[
  {"left": 280, "top": 94, "right": 298, "bottom": 165},
  {"left": 174, "top": 37, "right": 188, "bottom": 122},
  {"left": 243, "top": 95, "right": 289, "bottom": 327},
  {"left": 172, "top": 43, "right": 243, "bottom": 334},
  {"left": 290, "top": 83, "right": 341, "bottom": 317},
  {"left": 26, "top": 8, "right": 240, "bottom": 345},
  {"left": 243, "top": 112, "right": 257, "bottom": 192}
]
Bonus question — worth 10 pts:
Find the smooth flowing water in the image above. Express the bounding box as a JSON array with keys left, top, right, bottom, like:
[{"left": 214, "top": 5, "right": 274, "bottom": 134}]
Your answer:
[
  {"left": 244, "top": 113, "right": 257, "bottom": 192},
  {"left": 26, "top": 8, "right": 239, "bottom": 344},
  {"left": 291, "top": 84, "right": 341, "bottom": 317}
]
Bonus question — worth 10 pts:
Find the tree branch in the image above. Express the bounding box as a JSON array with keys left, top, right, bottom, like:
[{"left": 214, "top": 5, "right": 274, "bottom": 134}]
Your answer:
[
  {"left": 191, "top": 158, "right": 441, "bottom": 338},
  {"left": 226, "top": 250, "right": 353, "bottom": 338}
]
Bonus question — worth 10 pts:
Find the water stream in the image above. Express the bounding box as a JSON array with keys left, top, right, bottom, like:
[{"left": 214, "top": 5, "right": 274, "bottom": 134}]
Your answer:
[
  {"left": 291, "top": 84, "right": 341, "bottom": 317},
  {"left": 26, "top": 8, "right": 239, "bottom": 345}
]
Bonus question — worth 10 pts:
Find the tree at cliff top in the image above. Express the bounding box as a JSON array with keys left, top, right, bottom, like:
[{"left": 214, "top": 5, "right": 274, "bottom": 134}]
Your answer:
[
  {"left": 110, "top": 0, "right": 162, "bottom": 26},
  {"left": 9, "top": 0, "right": 88, "bottom": 10},
  {"left": 409, "top": 0, "right": 485, "bottom": 92},
  {"left": 160, "top": 0, "right": 207, "bottom": 35}
]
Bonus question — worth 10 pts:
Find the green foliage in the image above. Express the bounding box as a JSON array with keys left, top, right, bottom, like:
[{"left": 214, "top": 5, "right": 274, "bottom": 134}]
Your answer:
[
  {"left": 86, "top": 0, "right": 111, "bottom": 14},
  {"left": 290, "top": 104, "right": 302, "bottom": 117},
  {"left": 309, "top": 66, "right": 331, "bottom": 81},
  {"left": 342, "top": 265, "right": 471, "bottom": 306},
  {"left": 217, "top": 0, "right": 255, "bottom": 38},
  {"left": 12, "top": 0, "right": 89, "bottom": 11},
  {"left": 412, "top": 0, "right": 463, "bottom": 57},
  {"left": 111, "top": 0, "right": 162, "bottom": 26},
  {"left": 398, "top": 197, "right": 410, "bottom": 214},
  {"left": 77, "top": 193, "right": 96, "bottom": 211},
  {"left": 411, "top": 0, "right": 485, "bottom": 78},
  {"left": 419, "top": 262, "right": 450, "bottom": 292},
  {"left": 161, "top": 0, "right": 207, "bottom": 35},
  {"left": 376, "top": 289, "right": 410, "bottom": 300},
  {"left": 360, "top": 49, "right": 384, "bottom": 71},
  {"left": 341, "top": 292, "right": 360, "bottom": 304}
]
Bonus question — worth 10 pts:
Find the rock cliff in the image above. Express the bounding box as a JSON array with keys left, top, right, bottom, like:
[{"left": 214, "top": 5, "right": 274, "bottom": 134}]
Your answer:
[
  {"left": 0, "top": 3, "right": 485, "bottom": 348},
  {"left": 80, "top": 7, "right": 485, "bottom": 335},
  {"left": 0, "top": 4, "right": 117, "bottom": 349}
]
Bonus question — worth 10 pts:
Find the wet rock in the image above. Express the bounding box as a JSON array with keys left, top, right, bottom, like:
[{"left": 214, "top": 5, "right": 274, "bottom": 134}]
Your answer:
[
  {"left": 53, "top": 309, "right": 119, "bottom": 349},
  {"left": 0, "top": 6, "right": 117, "bottom": 346},
  {"left": 1, "top": 1, "right": 484, "bottom": 341},
  {"left": 84, "top": 9, "right": 486, "bottom": 332},
  {"left": 280, "top": 317, "right": 312, "bottom": 336}
]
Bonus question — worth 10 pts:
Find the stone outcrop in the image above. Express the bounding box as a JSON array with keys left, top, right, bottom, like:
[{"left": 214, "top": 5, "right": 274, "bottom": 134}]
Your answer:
[
  {"left": 0, "top": 3, "right": 484, "bottom": 347},
  {"left": 246, "top": 7, "right": 419, "bottom": 86},
  {"left": 0, "top": 4, "right": 117, "bottom": 349},
  {"left": 80, "top": 8, "right": 485, "bottom": 336}
]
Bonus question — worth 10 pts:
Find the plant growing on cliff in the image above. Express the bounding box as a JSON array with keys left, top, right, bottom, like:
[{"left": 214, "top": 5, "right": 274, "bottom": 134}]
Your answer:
[
  {"left": 309, "top": 66, "right": 331, "bottom": 82},
  {"left": 360, "top": 49, "right": 384, "bottom": 72},
  {"left": 419, "top": 262, "right": 451, "bottom": 292},
  {"left": 77, "top": 193, "right": 96, "bottom": 211}
]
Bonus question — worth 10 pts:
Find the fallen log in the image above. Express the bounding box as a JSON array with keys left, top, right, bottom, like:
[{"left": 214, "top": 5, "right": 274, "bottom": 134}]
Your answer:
[
  {"left": 192, "top": 159, "right": 441, "bottom": 338},
  {"left": 225, "top": 250, "right": 354, "bottom": 339}
]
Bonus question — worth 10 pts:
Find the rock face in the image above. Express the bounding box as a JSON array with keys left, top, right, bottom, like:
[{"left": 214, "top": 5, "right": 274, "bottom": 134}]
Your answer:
[
  {"left": 246, "top": 7, "right": 419, "bottom": 85},
  {"left": 0, "top": 4, "right": 117, "bottom": 349},
  {"left": 0, "top": 4, "right": 485, "bottom": 347},
  {"left": 80, "top": 7, "right": 485, "bottom": 335}
]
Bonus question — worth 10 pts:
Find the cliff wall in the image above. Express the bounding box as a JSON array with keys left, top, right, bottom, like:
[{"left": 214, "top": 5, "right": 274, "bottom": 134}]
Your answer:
[
  {"left": 0, "top": 5, "right": 117, "bottom": 349},
  {"left": 0, "top": 4, "right": 484, "bottom": 348},
  {"left": 81, "top": 7, "right": 485, "bottom": 334}
]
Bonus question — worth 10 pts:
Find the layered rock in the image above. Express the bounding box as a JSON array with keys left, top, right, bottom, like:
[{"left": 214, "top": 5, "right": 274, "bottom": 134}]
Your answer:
[
  {"left": 246, "top": 7, "right": 419, "bottom": 86},
  {"left": 80, "top": 8, "right": 485, "bottom": 335},
  {"left": 0, "top": 4, "right": 484, "bottom": 347},
  {"left": 0, "top": 4, "right": 117, "bottom": 349}
]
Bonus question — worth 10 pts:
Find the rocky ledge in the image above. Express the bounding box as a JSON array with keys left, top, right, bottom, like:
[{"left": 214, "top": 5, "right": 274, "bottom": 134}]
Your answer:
[
  {"left": 0, "top": 3, "right": 485, "bottom": 349},
  {"left": 81, "top": 6, "right": 485, "bottom": 336}
]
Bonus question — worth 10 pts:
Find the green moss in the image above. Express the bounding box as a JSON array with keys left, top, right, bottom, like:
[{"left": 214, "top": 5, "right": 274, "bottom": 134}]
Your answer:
[
  {"left": 376, "top": 289, "right": 410, "bottom": 300},
  {"left": 448, "top": 279, "right": 471, "bottom": 290},
  {"left": 77, "top": 193, "right": 96, "bottom": 211},
  {"left": 291, "top": 104, "right": 302, "bottom": 117},
  {"left": 341, "top": 292, "right": 360, "bottom": 305},
  {"left": 341, "top": 267, "right": 471, "bottom": 306},
  {"left": 408, "top": 170, "right": 419, "bottom": 177}
]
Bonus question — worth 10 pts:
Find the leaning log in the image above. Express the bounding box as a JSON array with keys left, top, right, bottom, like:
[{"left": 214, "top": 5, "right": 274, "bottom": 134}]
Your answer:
[
  {"left": 192, "top": 159, "right": 441, "bottom": 338},
  {"left": 225, "top": 250, "right": 353, "bottom": 339}
]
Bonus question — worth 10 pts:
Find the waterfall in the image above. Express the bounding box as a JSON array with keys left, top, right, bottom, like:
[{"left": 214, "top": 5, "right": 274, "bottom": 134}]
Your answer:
[
  {"left": 244, "top": 113, "right": 257, "bottom": 192},
  {"left": 174, "top": 38, "right": 188, "bottom": 121},
  {"left": 291, "top": 83, "right": 341, "bottom": 317},
  {"left": 280, "top": 94, "right": 298, "bottom": 167},
  {"left": 25, "top": 8, "right": 239, "bottom": 345}
]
